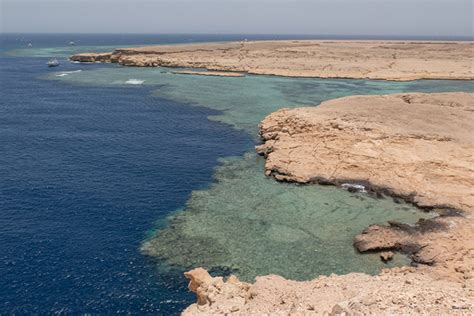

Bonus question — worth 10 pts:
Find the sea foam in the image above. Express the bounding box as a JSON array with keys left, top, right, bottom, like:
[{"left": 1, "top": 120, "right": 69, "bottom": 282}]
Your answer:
[
  {"left": 125, "top": 79, "right": 145, "bottom": 85},
  {"left": 55, "top": 70, "right": 82, "bottom": 77}
]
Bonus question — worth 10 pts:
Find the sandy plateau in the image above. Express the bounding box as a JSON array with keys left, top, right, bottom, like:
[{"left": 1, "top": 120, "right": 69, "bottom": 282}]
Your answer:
[
  {"left": 69, "top": 42, "right": 474, "bottom": 314},
  {"left": 70, "top": 40, "right": 474, "bottom": 81}
]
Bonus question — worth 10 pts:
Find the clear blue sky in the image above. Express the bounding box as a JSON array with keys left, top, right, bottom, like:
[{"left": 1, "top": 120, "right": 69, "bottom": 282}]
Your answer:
[{"left": 1, "top": 0, "right": 473, "bottom": 36}]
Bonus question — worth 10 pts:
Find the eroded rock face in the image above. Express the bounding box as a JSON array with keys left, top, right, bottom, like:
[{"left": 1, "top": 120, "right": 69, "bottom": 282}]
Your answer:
[
  {"left": 69, "top": 41, "right": 474, "bottom": 80},
  {"left": 257, "top": 92, "right": 474, "bottom": 212},
  {"left": 182, "top": 266, "right": 473, "bottom": 315},
  {"left": 70, "top": 52, "right": 112, "bottom": 63}
]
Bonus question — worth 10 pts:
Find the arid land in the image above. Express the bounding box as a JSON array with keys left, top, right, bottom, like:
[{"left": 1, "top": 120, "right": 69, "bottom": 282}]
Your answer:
[{"left": 70, "top": 40, "right": 474, "bottom": 81}]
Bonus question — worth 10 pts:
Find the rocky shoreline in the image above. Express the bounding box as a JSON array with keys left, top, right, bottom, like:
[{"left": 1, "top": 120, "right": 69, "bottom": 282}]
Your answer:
[
  {"left": 182, "top": 92, "right": 473, "bottom": 314},
  {"left": 69, "top": 43, "right": 474, "bottom": 314},
  {"left": 69, "top": 40, "right": 474, "bottom": 81},
  {"left": 171, "top": 70, "right": 245, "bottom": 77}
]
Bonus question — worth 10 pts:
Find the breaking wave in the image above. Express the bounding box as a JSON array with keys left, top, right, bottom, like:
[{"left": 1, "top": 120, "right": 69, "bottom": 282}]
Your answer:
[{"left": 125, "top": 79, "right": 145, "bottom": 85}]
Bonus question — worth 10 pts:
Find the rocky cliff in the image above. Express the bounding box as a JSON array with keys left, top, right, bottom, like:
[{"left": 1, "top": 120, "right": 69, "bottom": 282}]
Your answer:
[{"left": 70, "top": 40, "right": 474, "bottom": 81}]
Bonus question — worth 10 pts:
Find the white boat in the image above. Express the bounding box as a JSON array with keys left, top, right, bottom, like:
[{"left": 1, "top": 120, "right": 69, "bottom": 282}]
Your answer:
[
  {"left": 69, "top": 41, "right": 75, "bottom": 46},
  {"left": 47, "top": 58, "right": 60, "bottom": 67},
  {"left": 28, "top": 43, "right": 33, "bottom": 48}
]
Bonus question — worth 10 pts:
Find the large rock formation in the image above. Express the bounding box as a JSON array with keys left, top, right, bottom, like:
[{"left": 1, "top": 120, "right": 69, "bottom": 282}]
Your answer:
[
  {"left": 182, "top": 266, "right": 472, "bottom": 315},
  {"left": 70, "top": 52, "right": 112, "bottom": 63},
  {"left": 70, "top": 40, "right": 474, "bottom": 81},
  {"left": 183, "top": 92, "right": 474, "bottom": 314},
  {"left": 257, "top": 92, "right": 474, "bottom": 268},
  {"left": 257, "top": 92, "right": 474, "bottom": 211}
]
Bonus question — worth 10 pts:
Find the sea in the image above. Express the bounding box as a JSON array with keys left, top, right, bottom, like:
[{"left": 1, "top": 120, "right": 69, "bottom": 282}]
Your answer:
[{"left": 1, "top": 34, "right": 473, "bottom": 314}]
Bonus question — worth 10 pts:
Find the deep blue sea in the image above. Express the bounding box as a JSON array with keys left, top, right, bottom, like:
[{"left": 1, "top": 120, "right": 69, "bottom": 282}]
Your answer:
[
  {"left": 1, "top": 34, "right": 473, "bottom": 315},
  {"left": 0, "top": 34, "right": 258, "bottom": 314}
]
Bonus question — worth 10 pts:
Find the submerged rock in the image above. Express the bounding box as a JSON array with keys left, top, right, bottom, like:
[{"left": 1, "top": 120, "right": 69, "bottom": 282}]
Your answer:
[{"left": 380, "top": 251, "right": 394, "bottom": 262}]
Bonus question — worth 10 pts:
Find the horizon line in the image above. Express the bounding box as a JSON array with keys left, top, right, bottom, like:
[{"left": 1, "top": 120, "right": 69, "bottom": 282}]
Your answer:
[{"left": 1, "top": 32, "right": 473, "bottom": 40}]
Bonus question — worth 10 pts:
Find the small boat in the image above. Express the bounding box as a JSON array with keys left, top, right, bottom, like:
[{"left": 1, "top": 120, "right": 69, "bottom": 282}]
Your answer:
[
  {"left": 47, "top": 58, "right": 60, "bottom": 67},
  {"left": 28, "top": 43, "right": 33, "bottom": 48},
  {"left": 69, "top": 41, "right": 75, "bottom": 46}
]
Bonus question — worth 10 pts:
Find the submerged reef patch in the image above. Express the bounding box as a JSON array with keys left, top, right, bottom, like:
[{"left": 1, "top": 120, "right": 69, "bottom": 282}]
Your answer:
[{"left": 141, "top": 153, "right": 433, "bottom": 281}]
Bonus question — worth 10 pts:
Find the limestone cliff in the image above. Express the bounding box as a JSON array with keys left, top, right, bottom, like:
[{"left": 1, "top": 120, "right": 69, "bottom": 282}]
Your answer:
[{"left": 70, "top": 40, "right": 474, "bottom": 81}]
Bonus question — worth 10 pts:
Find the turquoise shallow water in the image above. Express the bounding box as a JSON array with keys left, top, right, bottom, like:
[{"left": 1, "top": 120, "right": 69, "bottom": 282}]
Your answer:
[
  {"left": 42, "top": 60, "right": 474, "bottom": 281},
  {"left": 45, "top": 65, "right": 474, "bottom": 133},
  {"left": 142, "top": 154, "right": 434, "bottom": 280},
  {"left": 38, "top": 62, "right": 474, "bottom": 279}
]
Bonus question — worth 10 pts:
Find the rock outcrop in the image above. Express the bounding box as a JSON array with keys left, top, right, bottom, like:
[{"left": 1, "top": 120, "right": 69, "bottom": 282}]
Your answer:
[
  {"left": 183, "top": 266, "right": 473, "bottom": 315},
  {"left": 257, "top": 92, "right": 474, "bottom": 211},
  {"left": 70, "top": 40, "right": 474, "bottom": 81},
  {"left": 70, "top": 52, "right": 112, "bottom": 63},
  {"left": 257, "top": 92, "right": 474, "bottom": 268}
]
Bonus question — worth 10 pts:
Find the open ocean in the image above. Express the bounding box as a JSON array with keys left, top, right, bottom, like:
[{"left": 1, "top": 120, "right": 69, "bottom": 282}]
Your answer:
[{"left": 1, "top": 34, "right": 473, "bottom": 314}]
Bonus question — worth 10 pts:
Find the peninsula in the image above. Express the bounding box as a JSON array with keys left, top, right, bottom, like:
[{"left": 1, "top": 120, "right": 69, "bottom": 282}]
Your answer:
[
  {"left": 70, "top": 40, "right": 474, "bottom": 81},
  {"left": 184, "top": 92, "right": 474, "bottom": 314}
]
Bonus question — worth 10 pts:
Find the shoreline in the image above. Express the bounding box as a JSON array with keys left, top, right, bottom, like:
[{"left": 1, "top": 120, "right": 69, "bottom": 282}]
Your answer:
[
  {"left": 172, "top": 70, "right": 245, "bottom": 77},
  {"left": 183, "top": 92, "right": 473, "bottom": 314},
  {"left": 67, "top": 41, "right": 473, "bottom": 314},
  {"left": 69, "top": 40, "right": 474, "bottom": 81}
]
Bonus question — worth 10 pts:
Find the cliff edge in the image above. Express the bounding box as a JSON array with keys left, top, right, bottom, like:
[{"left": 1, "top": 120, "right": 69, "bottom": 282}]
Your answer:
[{"left": 70, "top": 40, "right": 474, "bottom": 81}]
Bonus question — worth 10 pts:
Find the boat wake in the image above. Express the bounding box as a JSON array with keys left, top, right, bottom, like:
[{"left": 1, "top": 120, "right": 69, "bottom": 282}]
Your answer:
[
  {"left": 55, "top": 70, "right": 82, "bottom": 77},
  {"left": 125, "top": 79, "right": 145, "bottom": 85}
]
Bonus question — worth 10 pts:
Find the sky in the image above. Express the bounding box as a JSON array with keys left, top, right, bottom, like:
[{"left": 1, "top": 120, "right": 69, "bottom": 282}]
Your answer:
[{"left": 1, "top": 0, "right": 473, "bottom": 37}]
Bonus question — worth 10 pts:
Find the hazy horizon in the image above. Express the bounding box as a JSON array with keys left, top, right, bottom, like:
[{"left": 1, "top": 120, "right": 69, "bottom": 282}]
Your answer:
[{"left": 1, "top": 0, "right": 473, "bottom": 37}]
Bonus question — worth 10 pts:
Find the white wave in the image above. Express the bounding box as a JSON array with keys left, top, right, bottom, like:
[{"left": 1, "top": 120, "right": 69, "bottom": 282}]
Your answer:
[
  {"left": 341, "top": 183, "right": 367, "bottom": 193},
  {"left": 125, "top": 79, "right": 145, "bottom": 85},
  {"left": 55, "top": 70, "right": 82, "bottom": 77}
]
